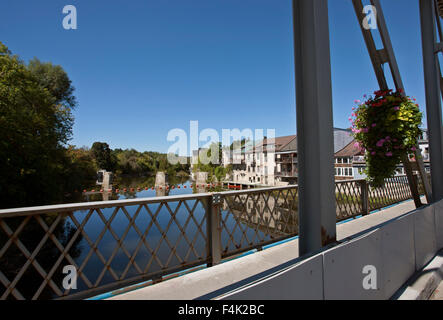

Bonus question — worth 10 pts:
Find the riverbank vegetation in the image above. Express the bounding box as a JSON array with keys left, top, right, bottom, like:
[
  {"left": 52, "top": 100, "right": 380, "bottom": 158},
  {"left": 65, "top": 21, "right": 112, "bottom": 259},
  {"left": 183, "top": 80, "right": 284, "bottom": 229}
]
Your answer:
[
  {"left": 0, "top": 42, "right": 189, "bottom": 208},
  {"left": 192, "top": 142, "right": 232, "bottom": 182}
]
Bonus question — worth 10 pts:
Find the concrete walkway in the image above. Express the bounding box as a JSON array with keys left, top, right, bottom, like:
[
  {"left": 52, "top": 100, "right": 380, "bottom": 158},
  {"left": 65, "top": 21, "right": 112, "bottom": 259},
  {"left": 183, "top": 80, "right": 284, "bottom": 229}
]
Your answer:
[
  {"left": 107, "top": 198, "right": 423, "bottom": 300},
  {"left": 393, "top": 248, "right": 443, "bottom": 300},
  {"left": 430, "top": 281, "right": 443, "bottom": 300}
]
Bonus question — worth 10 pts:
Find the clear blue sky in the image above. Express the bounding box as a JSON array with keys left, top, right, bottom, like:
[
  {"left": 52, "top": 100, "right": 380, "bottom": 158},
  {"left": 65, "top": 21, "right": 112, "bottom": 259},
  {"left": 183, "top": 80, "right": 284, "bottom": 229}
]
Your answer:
[{"left": 0, "top": 0, "right": 429, "bottom": 153}]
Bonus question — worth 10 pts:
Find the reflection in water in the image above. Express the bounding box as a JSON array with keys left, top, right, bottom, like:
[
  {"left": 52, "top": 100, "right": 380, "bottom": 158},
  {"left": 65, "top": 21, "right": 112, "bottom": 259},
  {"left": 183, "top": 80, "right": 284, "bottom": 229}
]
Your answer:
[
  {"left": 223, "top": 194, "right": 298, "bottom": 238},
  {"left": 0, "top": 176, "right": 298, "bottom": 300},
  {"left": 81, "top": 177, "right": 227, "bottom": 203},
  {"left": 221, "top": 191, "right": 298, "bottom": 256}
]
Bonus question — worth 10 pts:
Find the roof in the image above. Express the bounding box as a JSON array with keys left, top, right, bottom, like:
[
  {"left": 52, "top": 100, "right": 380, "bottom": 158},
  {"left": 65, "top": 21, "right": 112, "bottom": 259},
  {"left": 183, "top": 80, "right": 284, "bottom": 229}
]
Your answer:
[
  {"left": 253, "top": 135, "right": 297, "bottom": 153},
  {"left": 333, "top": 128, "right": 353, "bottom": 153},
  {"left": 334, "top": 139, "right": 363, "bottom": 157}
]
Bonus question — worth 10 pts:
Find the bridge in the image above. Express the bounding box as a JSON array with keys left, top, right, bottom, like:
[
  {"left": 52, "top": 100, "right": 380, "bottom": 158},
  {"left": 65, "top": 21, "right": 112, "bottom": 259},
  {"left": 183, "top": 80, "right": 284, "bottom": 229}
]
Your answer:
[
  {"left": 2, "top": 0, "right": 443, "bottom": 300},
  {"left": 0, "top": 175, "right": 435, "bottom": 300}
]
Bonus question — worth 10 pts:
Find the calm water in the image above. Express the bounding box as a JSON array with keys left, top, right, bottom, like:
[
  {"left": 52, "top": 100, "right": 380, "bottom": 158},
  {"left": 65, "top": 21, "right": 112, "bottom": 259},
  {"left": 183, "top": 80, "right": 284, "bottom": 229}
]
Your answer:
[
  {"left": 80, "top": 175, "right": 200, "bottom": 202},
  {"left": 0, "top": 176, "right": 293, "bottom": 299}
]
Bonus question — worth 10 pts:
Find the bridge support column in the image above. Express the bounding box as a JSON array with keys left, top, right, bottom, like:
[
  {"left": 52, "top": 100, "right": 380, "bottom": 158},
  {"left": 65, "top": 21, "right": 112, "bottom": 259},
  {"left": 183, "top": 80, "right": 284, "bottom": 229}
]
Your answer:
[
  {"left": 293, "top": 0, "right": 337, "bottom": 255},
  {"left": 419, "top": 0, "right": 443, "bottom": 201}
]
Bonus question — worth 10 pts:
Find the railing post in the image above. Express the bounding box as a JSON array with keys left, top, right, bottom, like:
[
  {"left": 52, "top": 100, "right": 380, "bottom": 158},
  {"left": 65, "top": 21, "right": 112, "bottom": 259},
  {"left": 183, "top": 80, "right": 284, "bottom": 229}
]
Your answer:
[
  {"left": 359, "top": 180, "right": 370, "bottom": 216},
  {"left": 205, "top": 194, "right": 222, "bottom": 267}
]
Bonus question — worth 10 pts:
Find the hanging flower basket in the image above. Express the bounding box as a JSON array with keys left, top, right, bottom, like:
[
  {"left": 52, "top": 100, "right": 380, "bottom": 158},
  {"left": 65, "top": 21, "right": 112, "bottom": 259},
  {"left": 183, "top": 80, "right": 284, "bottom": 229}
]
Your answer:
[{"left": 350, "top": 89, "right": 423, "bottom": 187}]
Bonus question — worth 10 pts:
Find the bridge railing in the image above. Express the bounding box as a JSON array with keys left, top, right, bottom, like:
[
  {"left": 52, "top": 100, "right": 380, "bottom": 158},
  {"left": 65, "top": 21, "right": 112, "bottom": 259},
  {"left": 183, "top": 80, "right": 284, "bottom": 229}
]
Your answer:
[{"left": 0, "top": 175, "right": 424, "bottom": 300}]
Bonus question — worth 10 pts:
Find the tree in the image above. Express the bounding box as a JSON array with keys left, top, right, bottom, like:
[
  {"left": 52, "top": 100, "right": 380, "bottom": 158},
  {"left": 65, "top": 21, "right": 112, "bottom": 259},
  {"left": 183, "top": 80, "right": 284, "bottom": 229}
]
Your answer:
[
  {"left": 91, "top": 142, "right": 116, "bottom": 171},
  {"left": 0, "top": 42, "right": 75, "bottom": 207},
  {"left": 192, "top": 142, "right": 229, "bottom": 182},
  {"left": 63, "top": 146, "right": 97, "bottom": 191},
  {"left": 27, "top": 58, "right": 77, "bottom": 109}
]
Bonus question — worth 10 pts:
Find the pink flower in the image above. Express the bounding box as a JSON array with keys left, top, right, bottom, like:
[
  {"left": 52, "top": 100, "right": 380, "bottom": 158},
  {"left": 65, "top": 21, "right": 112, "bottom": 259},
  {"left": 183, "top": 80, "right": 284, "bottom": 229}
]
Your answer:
[
  {"left": 363, "top": 128, "right": 369, "bottom": 133},
  {"left": 376, "top": 139, "right": 385, "bottom": 147},
  {"left": 371, "top": 151, "right": 376, "bottom": 155},
  {"left": 372, "top": 123, "right": 377, "bottom": 127},
  {"left": 354, "top": 100, "right": 361, "bottom": 104},
  {"left": 386, "top": 152, "right": 393, "bottom": 157},
  {"left": 393, "top": 106, "right": 400, "bottom": 111},
  {"left": 411, "top": 146, "right": 416, "bottom": 151},
  {"left": 385, "top": 136, "right": 391, "bottom": 140}
]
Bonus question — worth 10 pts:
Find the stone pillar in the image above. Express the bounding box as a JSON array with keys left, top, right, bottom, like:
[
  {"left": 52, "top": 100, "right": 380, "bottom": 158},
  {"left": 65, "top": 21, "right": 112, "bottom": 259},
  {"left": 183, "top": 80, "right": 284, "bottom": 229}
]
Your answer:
[
  {"left": 155, "top": 186, "right": 169, "bottom": 197},
  {"left": 155, "top": 172, "right": 168, "bottom": 187},
  {"left": 196, "top": 172, "right": 208, "bottom": 185},
  {"left": 102, "top": 171, "right": 113, "bottom": 191}
]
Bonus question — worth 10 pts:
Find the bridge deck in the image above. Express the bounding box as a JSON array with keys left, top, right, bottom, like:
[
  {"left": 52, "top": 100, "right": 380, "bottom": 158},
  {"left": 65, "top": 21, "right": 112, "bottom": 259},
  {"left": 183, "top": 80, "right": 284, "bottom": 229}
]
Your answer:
[{"left": 106, "top": 197, "right": 425, "bottom": 300}]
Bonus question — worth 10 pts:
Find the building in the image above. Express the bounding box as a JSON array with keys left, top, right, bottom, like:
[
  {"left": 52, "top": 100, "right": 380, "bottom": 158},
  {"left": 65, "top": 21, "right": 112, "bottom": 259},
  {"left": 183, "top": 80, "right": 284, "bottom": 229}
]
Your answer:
[
  {"left": 334, "top": 140, "right": 364, "bottom": 180},
  {"left": 225, "top": 128, "right": 353, "bottom": 186},
  {"left": 229, "top": 128, "right": 352, "bottom": 186},
  {"left": 273, "top": 135, "right": 298, "bottom": 185},
  {"left": 333, "top": 129, "right": 431, "bottom": 181},
  {"left": 333, "top": 127, "right": 354, "bottom": 152}
]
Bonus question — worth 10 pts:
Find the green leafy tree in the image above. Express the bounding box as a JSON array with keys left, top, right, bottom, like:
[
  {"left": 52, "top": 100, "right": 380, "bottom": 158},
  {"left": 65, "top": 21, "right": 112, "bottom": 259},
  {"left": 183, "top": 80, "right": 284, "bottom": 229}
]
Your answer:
[
  {"left": 91, "top": 141, "right": 116, "bottom": 171},
  {"left": 193, "top": 142, "right": 230, "bottom": 182},
  {"left": 0, "top": 42, "right": 76, "bottom": 207},
  {"left": 28, "top": 58, "right": 77, "bottom": 109}
]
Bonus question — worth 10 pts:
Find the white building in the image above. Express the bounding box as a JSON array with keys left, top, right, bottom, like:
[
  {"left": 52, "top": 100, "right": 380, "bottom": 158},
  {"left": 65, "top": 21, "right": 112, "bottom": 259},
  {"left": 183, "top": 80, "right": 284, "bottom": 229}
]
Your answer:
[{"left": 227, "top": 128, "right": 353, "bottom": 186}]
